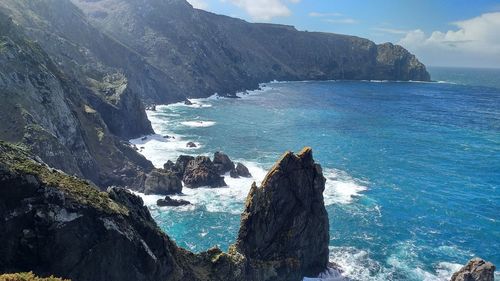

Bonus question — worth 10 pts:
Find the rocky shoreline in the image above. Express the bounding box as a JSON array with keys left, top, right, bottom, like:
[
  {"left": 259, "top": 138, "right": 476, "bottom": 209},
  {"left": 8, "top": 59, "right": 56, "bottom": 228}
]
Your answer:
[{"left": 1, "top": 142, "right": 496, "bottom": 281}]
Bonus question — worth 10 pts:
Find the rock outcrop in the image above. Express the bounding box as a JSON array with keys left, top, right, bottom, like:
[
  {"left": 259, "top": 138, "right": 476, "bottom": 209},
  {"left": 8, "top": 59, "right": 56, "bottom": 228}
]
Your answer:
[
  {"left": 157, "top": 196, "right": 191, "bottom": 207},
  {"left": 144, "top": 169, "right": 183, "bottom": 195},
  {"left": 213, "top": 151, "right": 235, "bottom": 174},
  {"left": 0, "top": 142, "right": 182, "bottom": 281},
  {"left": 231, "top": 162, "right": 252, "bottom": 178},
  {"left": 0, "top": 15, "right": 153, "bottom": 190},
  {"left": 451, "top": 258, "right": 496, "bottom": 281},
  {"left": 182, "top": 156, "right": 227, "bottom": 188},
  {"left": 234, "top": 147, "right": 330, "bottom": 280},
  {"left": 0, "top": 142, "right": 330, "bottom": 281},
  {"left": 163, "top": 155, "right": 195, "bottom": 179}
]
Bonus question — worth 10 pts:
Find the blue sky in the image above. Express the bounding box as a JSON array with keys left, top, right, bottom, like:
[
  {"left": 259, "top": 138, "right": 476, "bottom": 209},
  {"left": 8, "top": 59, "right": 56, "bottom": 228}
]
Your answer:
[{"left": 187, "top": 0, "right": 500, "bottom": 68}]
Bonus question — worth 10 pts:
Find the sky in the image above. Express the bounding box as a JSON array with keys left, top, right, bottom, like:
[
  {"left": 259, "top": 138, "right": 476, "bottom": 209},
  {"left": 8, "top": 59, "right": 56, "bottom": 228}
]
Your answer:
[{"left": 186, "top": 0, "right": 500, "bottom": 68}]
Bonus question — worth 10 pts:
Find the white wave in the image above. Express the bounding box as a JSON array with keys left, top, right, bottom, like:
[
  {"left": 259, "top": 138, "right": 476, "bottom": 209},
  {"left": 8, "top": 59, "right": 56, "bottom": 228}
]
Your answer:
[
  {"left": 181, "top": 120, "right": 216, "bottom": 127},
  {"left": 323, "top": 168, "right": 368, "bottom": 205},
  {"left": 304, "top": 267, "right": 347, "bottom": 281},
  {"left": 130, "top": 134, "right": 201, "bottom": 168},
  {"left": 326, "top": 246, "right": 467, "bottom": 281}
]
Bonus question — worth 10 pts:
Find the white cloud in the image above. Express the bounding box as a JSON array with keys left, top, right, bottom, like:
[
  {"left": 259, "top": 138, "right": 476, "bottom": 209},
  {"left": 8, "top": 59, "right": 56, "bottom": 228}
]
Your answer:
[
  {"left": 324, "top": 18, "right": 358, "bottom": 25},
  {"left": 222, "top": 0, "right": 300, "bottom": 21},
  {"left": 187, "top": 0, "right": 209, "bottom": 10},
  {"left": 372, "top": 27, "right": 409, "bottom": 35},
  {"left": 397, "top": 12, "right": 500, "bottom": 67},
  {"left": 309, "top": 12, "right": 343, "bottom": 17}
]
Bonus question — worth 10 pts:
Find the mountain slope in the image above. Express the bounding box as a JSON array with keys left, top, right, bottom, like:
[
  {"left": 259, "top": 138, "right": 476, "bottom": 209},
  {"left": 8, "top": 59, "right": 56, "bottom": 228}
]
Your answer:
[
  {"left": 72, "top": 0, "right": 430, "bottom": 100},
  {"left": 0, "top": 14, "right": 153, "bottom": 188}
]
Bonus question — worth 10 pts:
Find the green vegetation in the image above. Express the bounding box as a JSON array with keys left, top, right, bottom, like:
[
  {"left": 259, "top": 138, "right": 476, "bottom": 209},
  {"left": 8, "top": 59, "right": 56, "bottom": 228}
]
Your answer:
[
  {"left": 0, "top": 272, "right": 69, "bottom": 281},
  {"left": 0, "top": 141, "right": 128, "bottom": 215}
]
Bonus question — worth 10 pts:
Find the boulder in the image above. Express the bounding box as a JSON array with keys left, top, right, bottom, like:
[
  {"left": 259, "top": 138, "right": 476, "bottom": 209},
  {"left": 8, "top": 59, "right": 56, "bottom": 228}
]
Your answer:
[
  {"left": 186, "top": 142, "right": 197, "bottom": 148},
  {"left": 184, "top": 99, "right": 193, "bottom": 105},
  {"left": 168, "top": 155, "right": 195, "bottom": 178},
  {"left": 144, "top": 169, "right": 182, "bottom": 195},
  {"left": 183, "top": 156, "right": 226, "bottom": 188},
  {"left": 157, "top": 196, "right": 191, "bottom": 207},
  {"left": 229, "top": 169, "right": 239, "bottom": 178},
  {"left": 232, "top": 162, "right": 251, "bottom": 178},
  {"left": 163, "top": 160, "right": 176, "bottom": 171},
  {"left": 234, "top": 147, "right": 329, "bottom": 280},
  {"left": 213, "top": 151, "right": 235, "bottom": 174},
  {"left": 451, "top": 258, "right": 495, "bottom": 281}
]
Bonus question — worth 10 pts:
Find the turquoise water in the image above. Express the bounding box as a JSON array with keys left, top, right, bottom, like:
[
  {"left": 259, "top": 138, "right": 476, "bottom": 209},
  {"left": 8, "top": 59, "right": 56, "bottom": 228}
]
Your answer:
[{"left": 132, "top": 68, "right": 500, "bottom": 280}]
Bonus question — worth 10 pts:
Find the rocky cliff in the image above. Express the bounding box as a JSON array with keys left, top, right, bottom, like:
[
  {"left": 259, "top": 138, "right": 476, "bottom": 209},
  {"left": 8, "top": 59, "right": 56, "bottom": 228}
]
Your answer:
[
  {"left": 0, "top": 143, "right": 330, "bottom": 281},
  {"left": 0, "top": 15, "right": 153, "bottom": 189},
  {"left": 70, "top": 0, "right": 429, "bottom": 100},
  {"left": 0, "top": 0, "right": 430, "bottom": 191},
  {"left": 1, "top": 0, "right": 430, "bottom": 105}
]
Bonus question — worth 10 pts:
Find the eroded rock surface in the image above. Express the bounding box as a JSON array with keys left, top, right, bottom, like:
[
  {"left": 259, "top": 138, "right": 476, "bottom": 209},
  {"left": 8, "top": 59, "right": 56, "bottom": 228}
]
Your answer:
[
  {"left": 213, "top": 151, "right": 235, "bottom": 174},
  {"left": 183, "top": 156, "right": 227, "bottom": 188},
  {"left": 144, "top": 169, "right": 182, "bottom": 195},
  {"left": 451, "top": 258, "right": 496, "bottom": 281},
  {"left": 234, "top": 147, "right": 330, "bottom": 280},
  {"left": 0, "top": 143, "right": 329, "bottom": 281}
]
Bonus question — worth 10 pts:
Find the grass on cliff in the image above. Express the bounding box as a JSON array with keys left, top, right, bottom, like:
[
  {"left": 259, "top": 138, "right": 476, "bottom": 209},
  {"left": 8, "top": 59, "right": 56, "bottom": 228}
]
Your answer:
[
  {"left": 0, "top": 272, "right": 69, "bottom": 281},
  {"left": 0, "top": 141, "right": 128, "bottom": 215}
]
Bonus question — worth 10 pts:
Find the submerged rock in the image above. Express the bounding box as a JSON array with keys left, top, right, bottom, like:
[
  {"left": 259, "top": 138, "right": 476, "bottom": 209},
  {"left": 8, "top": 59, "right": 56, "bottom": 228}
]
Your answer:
[
  {"left": 186, "top": 141, "right": 197, "bottom": 148},
  {"left": 234, "top": 147, "right": 330, "bottom": 280},
  {"left": 451, "top": 258, "right": 495, "bottom": 281},
  {"left": 183, "top": 156, "right": 226, "bottom": 188},
  {"left": 157, "top": 196, "right": 191, "bottom": 207},
  {"left": 144, "top": 169, "right": 182, "bottom": 195},
  {"left": 213, "top": 151, "right": 235, "bottom": 174}
]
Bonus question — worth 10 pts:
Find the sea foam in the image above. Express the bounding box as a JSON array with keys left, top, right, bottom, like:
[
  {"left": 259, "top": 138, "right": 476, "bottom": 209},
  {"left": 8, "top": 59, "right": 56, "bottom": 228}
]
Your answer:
[
  {"left": 323, "top": 168, "right": 368, "bottom": 205},
  {"left": 181, "top": 120, "right": 216, "bottom": 127}
]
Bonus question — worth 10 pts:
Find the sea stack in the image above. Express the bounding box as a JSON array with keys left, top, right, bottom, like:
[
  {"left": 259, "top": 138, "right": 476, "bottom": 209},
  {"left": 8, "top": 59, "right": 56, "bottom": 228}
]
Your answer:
[{"left": 234, "top": 147, "right": 330, "bottom": 280}]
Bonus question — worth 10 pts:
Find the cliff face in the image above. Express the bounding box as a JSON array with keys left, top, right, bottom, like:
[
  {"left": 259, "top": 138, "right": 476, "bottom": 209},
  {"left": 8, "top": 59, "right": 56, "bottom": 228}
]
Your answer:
[
  {"left": 0, "top": 0, "right": 165, "bottom": 121},
  {"left": 0, "top": 143, "right": 330, "bottom": 281},
  {"left": 3, "top": 0, "right": 429, "bottom": 104},
  {"left": 0, "top": 16, "right": 153, "bottom": 189},
  {"left": 69, "top": 0, "right": 430, "bottom": 101}
]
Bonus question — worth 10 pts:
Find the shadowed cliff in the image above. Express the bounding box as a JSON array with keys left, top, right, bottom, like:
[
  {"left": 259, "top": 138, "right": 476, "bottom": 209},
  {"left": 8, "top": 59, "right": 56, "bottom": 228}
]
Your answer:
[
  {"left": 1, "top": 0, "right": 429, "bottom": 105},
  {"left": 0, "top": 143, "right": 329, "bottom": 281}
]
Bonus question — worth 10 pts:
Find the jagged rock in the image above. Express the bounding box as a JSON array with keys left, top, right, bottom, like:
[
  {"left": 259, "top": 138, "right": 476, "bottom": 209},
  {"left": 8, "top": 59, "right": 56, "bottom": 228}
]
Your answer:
[
  {"left": 157, "top": 196, "right": 191, "bottom": 207},
  {"left": 186, "top": 142, "right": 197, "bottom": 148},
  {"left": 163, "top": 160, "right": 176, "bottom": 171},
  {"left": 144, "top": 169, "right": 182, "bottom": 195},
  {"left": 230, "top": 169, "right": 239, "bottom": 178},
  {"left": 176, "top": 155, "right": 195, "bottom": 173},
  {"left": 234, "top": 147, "right": 329, "bottom": 280},
  {"left": 183, "top": 156, "right": 226, "bottom": 188},
  {"left": 230, "top": 162, "right": 252, "bottom": 178},
  {"left": 451, "top": 258, "right": 495, "bottom": 281},
  {"left": 0, "top": 143, "right": 183, "bottom": 281},
  {"left": 184, "top": 99, "right": 193, "bottom": 105},
  {"left": 213, "top": 151, "right": 235, "bottom": 174},
  {"left": 163, "top": 155, "right": 195, "bottom": 179},
  {"left": 0, "top": 142, "right": 332, "bottom": 281},
  {"left": 0, "top": 16, "right": 154, "bottom": 190}
]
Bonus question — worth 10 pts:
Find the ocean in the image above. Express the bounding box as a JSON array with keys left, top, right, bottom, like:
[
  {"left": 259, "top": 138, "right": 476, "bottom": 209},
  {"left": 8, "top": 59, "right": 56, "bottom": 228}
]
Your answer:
[{"left": 131, "top": 67, "right": 500, "bottom": 280}]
